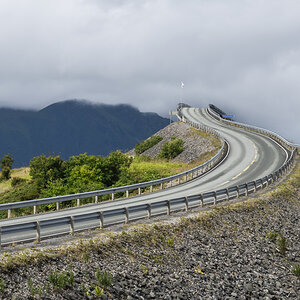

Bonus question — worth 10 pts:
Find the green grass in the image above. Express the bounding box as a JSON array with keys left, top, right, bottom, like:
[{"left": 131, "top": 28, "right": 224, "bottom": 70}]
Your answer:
[
  {"left": 0, "top": 167, "right": 31, "bottom": 194},
  {"left": 189, "top": 127, "right": 222, "bottom": 149}
]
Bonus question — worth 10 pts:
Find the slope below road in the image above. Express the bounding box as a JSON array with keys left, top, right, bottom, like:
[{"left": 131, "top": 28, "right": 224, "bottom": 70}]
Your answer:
[{"left": 0, "top": 164, "right": 299, "bottom": 299}]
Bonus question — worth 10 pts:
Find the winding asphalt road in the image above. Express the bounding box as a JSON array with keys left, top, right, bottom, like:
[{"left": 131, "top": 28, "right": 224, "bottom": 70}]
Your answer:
[{"left": 0, "top": 107, "right": 289, "bottom": 244}]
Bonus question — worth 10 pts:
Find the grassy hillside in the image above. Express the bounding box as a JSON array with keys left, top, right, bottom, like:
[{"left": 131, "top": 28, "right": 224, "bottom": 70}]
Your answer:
[{"left": 0, "top": 167, "right": 31, "bottom": 193}]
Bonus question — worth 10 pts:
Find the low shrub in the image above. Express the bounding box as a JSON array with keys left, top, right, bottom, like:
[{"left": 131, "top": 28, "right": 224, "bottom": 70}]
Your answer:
[
  {"left": 135, "top": 136, "right": 163, "bottom": 155},
  {"left": 11, "top": 177, "right": 27, "bottom": 187},
  {"left": 159, "top": 137, "right": 185, "bottom": 160}
]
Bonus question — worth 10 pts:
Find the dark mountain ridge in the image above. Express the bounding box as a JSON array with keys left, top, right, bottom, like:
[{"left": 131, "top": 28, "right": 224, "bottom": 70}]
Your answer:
[{"left": 0, "top": 100, "right": 169, "bottom": 167}]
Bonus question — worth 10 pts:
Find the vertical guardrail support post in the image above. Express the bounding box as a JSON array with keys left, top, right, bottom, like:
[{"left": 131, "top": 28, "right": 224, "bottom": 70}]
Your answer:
[
  {"left": 237, "top": 186, "right": 240, "bottom": 198},
  {"left": 8, "top": 209, "right": 11, "bottom": 219},
  {"left": 70, "top": 216, "right": 74, "bottom": 235},
  {"left": 99, "top": 211, "right": 104, "bottom": 229},
  {"left": 150, "top": 185, "right": 153, "bottom": 193},
  {"left": 126, "top": 190, "right": 129, "bottom": 198},
  {"left": 185, "top": 197, "right": 188, "bottom": 211},
  {"left": 170, "top": 180, "right": 172, "bottom": 187},
  {"left": 245, "top": 184, "right": 248, "bottom": 196},
  {"left": 125, "top": 207, "right": 129, "bottom": 224},
  {"left": 185, "top": 174, "right": 187, "bottom": 182},
  {"left": 95, "top": 196, "right": 98, "bottom": 204},
  {"left": 213, "top": 191, "right": 217, "bottom": 205},
  {"left": 33, "top": 205, "right": 37, "bottom": 215},
  {"left": 167, "top": 200, "right": 170, "bottom": 215},
  {"left": 199, "top": 194, "right": 203, "bottom": 207},
  {"left": 138, "top": 188, "right": 141, "bottom": 195},
  {"left": 56, "top": 202, "right": 59, "bottom": 211},
  {"left": 36, "top": 221, "right": 41, "bottom": 243},
  {"left": 161, "top": 183, "right": 163, "bottom": 190},
  {"left": 226, "top": 189, "right": 229, "bottom": 201},
  {"left": 112, "top": 193, "right": 115, "bottom": 201},
  {"left": 0, "top": 227, "right": 2, "bottom": 250},
  {"left": 254, "top": 181, "right": 257, "bottom": 192},
  {"left": 147, "top": 204, "right": 151, "bottom": 219},
  {"left": 77, "top": 199, "right": 80, "bottom": 207}
]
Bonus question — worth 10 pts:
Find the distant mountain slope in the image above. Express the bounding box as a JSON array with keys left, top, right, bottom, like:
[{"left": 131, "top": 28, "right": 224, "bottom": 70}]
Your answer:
[{"left": 0, "top": 100, "right": 169, "bottom": 167}]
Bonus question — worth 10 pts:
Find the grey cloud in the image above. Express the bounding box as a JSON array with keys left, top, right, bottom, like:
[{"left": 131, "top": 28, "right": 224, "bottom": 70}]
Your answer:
[{"left": 0, "top": 0, "right": 299, "bottom": 142}]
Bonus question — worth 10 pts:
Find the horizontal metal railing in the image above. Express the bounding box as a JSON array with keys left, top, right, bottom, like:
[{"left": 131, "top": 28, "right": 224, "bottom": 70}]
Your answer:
[{"left": 0, "top": 121, "right": 227, "bottom": 219}]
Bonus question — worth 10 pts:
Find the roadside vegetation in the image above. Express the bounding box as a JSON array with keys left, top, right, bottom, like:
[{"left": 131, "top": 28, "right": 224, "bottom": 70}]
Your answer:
[
  {"left": 134, "top": 136, "right": 163, "bottom": 155},
  {"left": 0, "top": 128, "right": 220, "bottom": 218}
]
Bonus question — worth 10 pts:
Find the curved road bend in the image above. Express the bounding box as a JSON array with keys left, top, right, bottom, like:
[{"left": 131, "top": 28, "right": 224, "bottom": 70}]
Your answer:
[{"left": 0, "top": 107, "right": 288, "bottom": 228}]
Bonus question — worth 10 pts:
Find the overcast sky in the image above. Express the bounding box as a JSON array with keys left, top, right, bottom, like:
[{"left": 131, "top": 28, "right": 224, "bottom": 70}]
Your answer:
[{"left": 0, "top": 0, "right": 299, "bottom": 142}]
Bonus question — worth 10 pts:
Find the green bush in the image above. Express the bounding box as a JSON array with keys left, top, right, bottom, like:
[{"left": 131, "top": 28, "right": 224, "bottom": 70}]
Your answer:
[
  {"left": 159, "top": 137, "right": 185, "bottom": 160},
  {"left": 29, "top": 154, "right": 66, "bottom": 189},
  {"left": 135, "top": 136, "right": 163, "bottom": 155},
  {"left": 11, "top": 177, "right": 27, "bottom": 187}
]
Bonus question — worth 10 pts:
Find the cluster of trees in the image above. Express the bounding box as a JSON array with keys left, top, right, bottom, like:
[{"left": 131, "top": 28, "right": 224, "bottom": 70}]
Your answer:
[{"left": 29, "top": 151, "right": 133, "bottom": 197}]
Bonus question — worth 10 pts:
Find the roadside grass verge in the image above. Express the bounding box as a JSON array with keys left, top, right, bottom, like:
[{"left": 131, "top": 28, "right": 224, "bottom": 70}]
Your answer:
[{"left": 0, "top": 167, "right": 31, "bottom": 194}]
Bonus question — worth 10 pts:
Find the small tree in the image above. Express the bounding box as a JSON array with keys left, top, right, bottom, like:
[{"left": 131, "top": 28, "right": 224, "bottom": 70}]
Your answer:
[{"left": 0, "top": 154, "right": 14, "bottom": 180}]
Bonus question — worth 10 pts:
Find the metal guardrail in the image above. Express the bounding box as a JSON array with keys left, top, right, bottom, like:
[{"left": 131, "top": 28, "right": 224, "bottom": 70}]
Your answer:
[
  {"left": 0, "top": 105, "right": 297, "bottom": 248},
  {"left": 207, "top": 106, "right": 300, "bottom": 151},
  {"left": 0, "top": 121, "right": 227, "bottom": 219}
]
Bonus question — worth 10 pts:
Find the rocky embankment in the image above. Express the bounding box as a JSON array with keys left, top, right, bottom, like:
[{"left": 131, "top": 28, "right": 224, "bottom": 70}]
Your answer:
[
  {"left": 0, "top": 164, "right": 299, "bottom": 299},
  {"left": 128, "top": 122, "right": 219, "bottom": 163}
]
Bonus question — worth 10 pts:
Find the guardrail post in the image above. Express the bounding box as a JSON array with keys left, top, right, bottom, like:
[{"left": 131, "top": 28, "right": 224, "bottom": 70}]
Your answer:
[
  {"left": 270, "top": 174, "right": 274, "bottom": 184},
  {"left": 213, "top": 191, "right": 217, "bottom": 205},
  {"left": 36, "top": 221, "right": 41, "bottom": 243},
  {"left": 99, "top": 211, "right": 104, "bottom": 229},
  {"left": 8, "top": 209, "right": 11, "bottom": 219},
  {"left": 0, "top": 227, "right": 2, "bottom": 250},
  {"left": 138, "top": 188, "right": 141, "bottom": 195},
  {"left": 125, "top": 207, "right": 129, "bottom": 224},
  {"left": 237, "top": 186, "right": 240, "bottom": 198},
  {"left": 167, "top": 200, "right": 170, "bottom": 215},
  {"left": 170, "top": 180, "right": 172, "bottom": 187},
  {"left": 112, "top": 193, "right": 115, "bottom": 200},
  {"left": 185, "top": 197, "right": 188, "bottom": 211},
  {"left": 185, "top": 174, "right": 187, "bottom": 182},
  {"left": 160, "top": 183, "right": 163, "bottom": 190},
  {"left": 254, "top": 181, "right": 257, "bottom": 192},
  {"left": 95, "top": 196, "right": 98, "bottom": 204},
  {"left": 199, "top": 194, "right": 203, "bottom": 207},
  {"left": 126, "top": 190, "right": 129, "bottom": 198},
  {"left": 77, "top": 199, "right": 80, "bottom": 207},
  {"left": 33, "top": 205, "right": 37, "bottom": 215},
  {"left": 226, "top": 189, "right": 229, "bottom": 201},
  {"left": 56, "top": 202, "right": 59, "bottom": 211},
  {"left": 70, "top": 216, "right": 74, "bottom": 235},
  {"left": 150, "top": 185, "right": 153, "bottom": 193},
  {"left": 245, "top": 184, "right": 248, "bottom": 196},
  {"left": 147, "top": 204, "right": 151, "bottom": 219}
]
